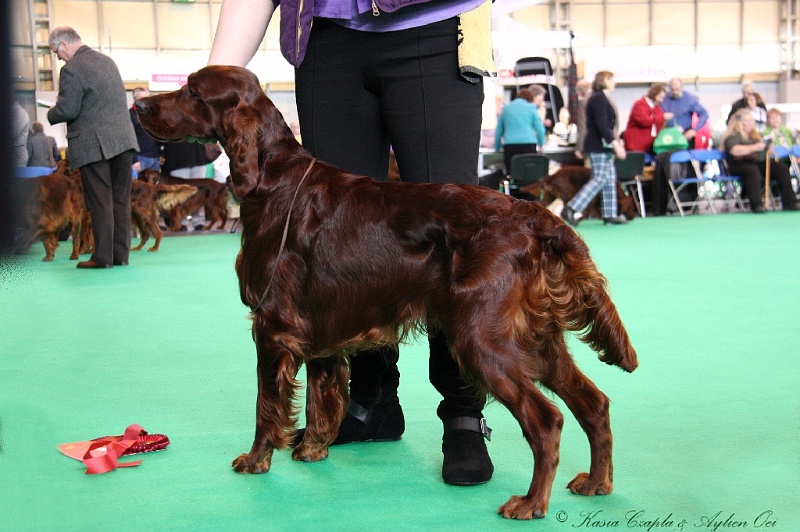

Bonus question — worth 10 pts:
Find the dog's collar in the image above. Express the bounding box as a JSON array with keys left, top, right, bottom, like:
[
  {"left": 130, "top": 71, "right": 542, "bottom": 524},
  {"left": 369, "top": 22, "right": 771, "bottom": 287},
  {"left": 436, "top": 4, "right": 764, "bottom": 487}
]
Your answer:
[{"left": 251, "top": 158, "right": 317, "bottom": 315}]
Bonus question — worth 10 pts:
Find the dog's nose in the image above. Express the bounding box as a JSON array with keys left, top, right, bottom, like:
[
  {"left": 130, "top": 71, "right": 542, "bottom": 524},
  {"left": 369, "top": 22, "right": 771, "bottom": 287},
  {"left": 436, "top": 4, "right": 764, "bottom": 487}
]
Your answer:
[{"left": 135, "top": 100, "right": 148, "bottom": 114}]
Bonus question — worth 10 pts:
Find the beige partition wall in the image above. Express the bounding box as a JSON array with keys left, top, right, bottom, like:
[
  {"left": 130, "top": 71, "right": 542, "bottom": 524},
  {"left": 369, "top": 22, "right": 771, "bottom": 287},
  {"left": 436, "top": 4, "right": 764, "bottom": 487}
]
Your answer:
[
  {"left": 10, "top": 0, "right": 800, "bottom": 136},
  {"left": 10, "top": 0, "right": 794, "bottom": 86}
]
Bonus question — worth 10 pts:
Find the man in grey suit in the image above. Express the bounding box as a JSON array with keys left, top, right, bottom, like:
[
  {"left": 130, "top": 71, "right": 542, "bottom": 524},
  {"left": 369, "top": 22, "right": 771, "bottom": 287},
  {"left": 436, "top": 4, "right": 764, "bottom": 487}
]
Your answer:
[{"left": 47, "top": 27, "right": 138, "bottom": 268}]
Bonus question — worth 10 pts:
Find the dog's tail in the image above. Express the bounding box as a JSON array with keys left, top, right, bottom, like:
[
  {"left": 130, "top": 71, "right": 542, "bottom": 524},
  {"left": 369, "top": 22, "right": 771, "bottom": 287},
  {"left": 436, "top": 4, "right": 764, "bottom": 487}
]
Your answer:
[
  {"left": 534, "top": 210, "right": 638, "bottom": 373},
  {"left": 156, "top": 184, "right": 198, "bottom": 210},
  {"left": 519, "top": 181, "right": 543, "bottom": 199}
]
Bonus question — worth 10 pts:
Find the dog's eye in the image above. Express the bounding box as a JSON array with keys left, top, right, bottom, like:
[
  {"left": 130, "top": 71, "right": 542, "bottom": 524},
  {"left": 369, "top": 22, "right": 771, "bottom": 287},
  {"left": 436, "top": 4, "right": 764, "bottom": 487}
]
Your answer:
[{"left": 187, "top": 87, "right": 201, "bottom": 100}]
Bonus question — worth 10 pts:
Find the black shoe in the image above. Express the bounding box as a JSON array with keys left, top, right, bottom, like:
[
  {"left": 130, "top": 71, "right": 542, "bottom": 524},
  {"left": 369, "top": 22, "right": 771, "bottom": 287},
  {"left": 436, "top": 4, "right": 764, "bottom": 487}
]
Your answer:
[
  {"left": 441, "top": 416, "right": 494, "bottom": 486},
  {"left": 76, "top": 260, "right": 112, "bottom": 269},
  {"left": 603, "top": 214, "right": 628, "bottom": 225},
  {"left": 113, "top": 260, "right": 129, "bottom": 266},
  {"left": 561, "top": 205, "right": 580, "bottom": 226},
  {"left": 784, "top": 204, "right": 800, "bottom": 211},
  {"left": 292, "top": 396, "right": 405, "bottom": 447},
  {"left": 752, "top": 205, "right": 766, "bottom": 213}
]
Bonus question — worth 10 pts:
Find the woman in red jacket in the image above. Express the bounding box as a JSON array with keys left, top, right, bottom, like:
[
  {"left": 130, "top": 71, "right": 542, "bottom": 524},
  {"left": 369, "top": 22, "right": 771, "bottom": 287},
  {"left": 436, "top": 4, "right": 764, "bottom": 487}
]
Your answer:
[{"left": 622, "top": 83, "right": 668, "bottom": 155}]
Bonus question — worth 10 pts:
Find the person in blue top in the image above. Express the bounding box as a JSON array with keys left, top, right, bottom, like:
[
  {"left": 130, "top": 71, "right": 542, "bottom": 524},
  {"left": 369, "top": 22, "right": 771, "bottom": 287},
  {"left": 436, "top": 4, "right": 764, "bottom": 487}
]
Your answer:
[
  {"left": 494, "top": 86, "right": 547, "bottom": 177},
  {"left": 659, "top": 77, "right": 709, "bottom": 141},
  {"left": 651, "top": 77, "right": 710, "bottom": 216}
]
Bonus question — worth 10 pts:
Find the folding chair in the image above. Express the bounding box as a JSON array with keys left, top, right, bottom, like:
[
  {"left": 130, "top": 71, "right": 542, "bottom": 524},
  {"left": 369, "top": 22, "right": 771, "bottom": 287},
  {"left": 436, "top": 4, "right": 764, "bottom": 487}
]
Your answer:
[
  {"left": 688, "top": 149, "right": 745, "bottom": 214},
  {"left": 614, "top": 151, "right": 648, "bottom": 217},
  {"left": 666, "top": 150, "right": 699, "bottom": 216},
  {"left": 509, "top": 153, "right": 550, "bottom": 187},
  {"left": 792, "top": 145, "right": 800, "bottom": 176},
  {"left": 791, "top": 145, "right": 800, "bottom": 201},
  {"left": 765, "top": 145, "right": 792, "bottom": 209}
]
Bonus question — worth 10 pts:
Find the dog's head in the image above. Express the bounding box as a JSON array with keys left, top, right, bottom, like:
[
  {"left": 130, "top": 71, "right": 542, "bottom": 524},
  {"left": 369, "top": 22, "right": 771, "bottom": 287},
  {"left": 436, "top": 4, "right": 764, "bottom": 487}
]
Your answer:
[{"left": 135, "top": 65, "right": 297, "bottom": 198}]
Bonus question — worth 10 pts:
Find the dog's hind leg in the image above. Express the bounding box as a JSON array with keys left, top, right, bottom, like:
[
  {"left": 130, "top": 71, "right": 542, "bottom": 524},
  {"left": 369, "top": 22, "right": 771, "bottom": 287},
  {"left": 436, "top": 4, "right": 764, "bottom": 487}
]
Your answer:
[
  {"left": 292, "top": 356, "right": 349, "bottom": 463},
  {"left": 540, "top": 335, "right": 614, "bottom": 497},
  {"left": 462, "top": 340, "right": 563, "bottom": 520},
  {"left": 147, "top": 220, "right": 163, "bottom": 252},
  {"left": 232, "top": 329, "right": 302, "bottom": 474},
  {"left": 42, "top": 231, "right": 59, "bottom": 262},
  {"left": 130, "top": 216, "right": 147, "bottom": 251}
]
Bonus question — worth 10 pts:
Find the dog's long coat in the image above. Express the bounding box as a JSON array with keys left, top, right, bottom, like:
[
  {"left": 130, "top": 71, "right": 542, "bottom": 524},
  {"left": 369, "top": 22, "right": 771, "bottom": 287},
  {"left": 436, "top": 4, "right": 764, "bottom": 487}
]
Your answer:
[{"left": 135, "top": 65, "right": 638, "bottom": 520}]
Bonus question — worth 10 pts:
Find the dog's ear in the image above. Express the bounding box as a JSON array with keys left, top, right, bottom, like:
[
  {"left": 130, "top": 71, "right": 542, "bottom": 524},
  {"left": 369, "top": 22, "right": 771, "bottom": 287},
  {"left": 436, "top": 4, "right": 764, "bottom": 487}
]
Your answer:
[{"left": 223, "top": 107, "right": 261, "bottom": 198}]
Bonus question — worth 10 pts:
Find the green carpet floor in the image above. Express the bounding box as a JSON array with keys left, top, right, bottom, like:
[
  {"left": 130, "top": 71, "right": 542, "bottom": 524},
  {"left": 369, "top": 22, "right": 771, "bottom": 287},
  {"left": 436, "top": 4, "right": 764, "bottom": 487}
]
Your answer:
[{"left": 1, "top": 212, "right": 798, "bottom": 531}]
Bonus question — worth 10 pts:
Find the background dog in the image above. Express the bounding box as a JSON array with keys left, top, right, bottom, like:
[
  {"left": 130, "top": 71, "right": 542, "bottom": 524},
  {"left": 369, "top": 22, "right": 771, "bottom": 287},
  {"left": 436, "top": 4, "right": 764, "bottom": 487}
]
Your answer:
[
  {"left": 135, "top": 65, "right": 638, "bottom": 521},
  {"left": 15, "top": 172, "right": 86, "bottom": 262},
  {"left": 522, "top": 166, "right": 639, "bottom": 220},
  {"left": 138, "top": 168, "right": 228, "bottom": 231},
  {"left": 130, "top": 180, "right": 197, "bottom": 251}
]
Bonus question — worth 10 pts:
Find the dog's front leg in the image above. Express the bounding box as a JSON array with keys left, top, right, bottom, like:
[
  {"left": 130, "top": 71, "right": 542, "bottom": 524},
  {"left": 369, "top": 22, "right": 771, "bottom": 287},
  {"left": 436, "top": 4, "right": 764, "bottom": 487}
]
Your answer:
[
  {"left": 292, "top": 356, "right": 349, "bottom": 463},
  {"left": 232, "top": 334, "right": 301, "bottom": 474}
]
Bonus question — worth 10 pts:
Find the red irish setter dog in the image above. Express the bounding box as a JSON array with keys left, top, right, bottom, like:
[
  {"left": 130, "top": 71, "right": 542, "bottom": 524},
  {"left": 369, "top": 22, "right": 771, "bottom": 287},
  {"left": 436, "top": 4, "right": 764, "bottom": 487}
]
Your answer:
[
  {"left": 15, "top": 172, "right": 87, "bottom": 262},
  {"left": 137, "top": 169, "right": 228, "bottom": 232},
  {"left": 136, "top": 65, "right": 638, "bottom": 520},
  {"left": 130, "top": 180, "right": 198, "bottom": 251}
]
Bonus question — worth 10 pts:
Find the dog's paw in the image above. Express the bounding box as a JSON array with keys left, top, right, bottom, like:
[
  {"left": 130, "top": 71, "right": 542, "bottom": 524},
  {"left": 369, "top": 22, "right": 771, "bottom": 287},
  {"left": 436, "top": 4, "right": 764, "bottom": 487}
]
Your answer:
[
  {"left": 231, "top": 452, "right": 271, "bottom": 474},
  {"left": 498, "top": 495, "right": 548, "bottom": 520},
  {"left": 291, "top": 443, "right": 329, "bottom": 463},
  {"left": 567, "top": 472, "right": 613, "bottom": 496}
]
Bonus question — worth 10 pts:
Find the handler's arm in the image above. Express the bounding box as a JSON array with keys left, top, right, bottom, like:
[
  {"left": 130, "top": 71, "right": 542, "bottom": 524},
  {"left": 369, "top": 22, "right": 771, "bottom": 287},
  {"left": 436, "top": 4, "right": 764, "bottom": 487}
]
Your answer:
[{"left": 208, "top": 0, "right": 275, "bottom": 66}]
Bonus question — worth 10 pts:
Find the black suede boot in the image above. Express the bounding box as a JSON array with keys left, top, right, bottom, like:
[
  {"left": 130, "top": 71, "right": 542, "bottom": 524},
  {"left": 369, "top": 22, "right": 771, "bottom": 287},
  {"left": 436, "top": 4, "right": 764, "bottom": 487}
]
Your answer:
[
  {"left": 292, "top": 393, "right": 404, "bottom": 446},
  {"left": 441, "top": 416, "right": 494, "bottom": 486},
  {"left": 293, "top": 345, "right": 404, "bottom": 447},
  {"left": 333, "top": 393, "right": 404, "bottom": 444}
]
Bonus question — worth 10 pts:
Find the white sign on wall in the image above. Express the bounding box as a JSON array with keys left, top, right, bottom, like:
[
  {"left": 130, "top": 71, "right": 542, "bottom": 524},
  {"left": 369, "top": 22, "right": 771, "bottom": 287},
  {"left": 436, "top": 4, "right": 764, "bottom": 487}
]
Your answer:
[{"left": 149, "top": 73, "right": 189, "bottom": 92}]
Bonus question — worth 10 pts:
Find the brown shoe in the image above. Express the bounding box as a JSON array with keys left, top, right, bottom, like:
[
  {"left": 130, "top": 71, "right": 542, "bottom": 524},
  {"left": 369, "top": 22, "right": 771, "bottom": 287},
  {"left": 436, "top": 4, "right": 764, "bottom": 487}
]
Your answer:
[{"left": 77, "top": 260, "right": 112, "bottom": 269}]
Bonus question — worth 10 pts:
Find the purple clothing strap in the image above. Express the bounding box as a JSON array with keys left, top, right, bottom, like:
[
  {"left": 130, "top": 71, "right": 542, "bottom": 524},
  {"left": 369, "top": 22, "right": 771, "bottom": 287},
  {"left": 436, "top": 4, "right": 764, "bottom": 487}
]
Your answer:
[
  {"left": 277, "top": 0, "right": 485, "bottom": 66},
  {"left": 316, "top": 0, "right": 484, "bottom": 32}
]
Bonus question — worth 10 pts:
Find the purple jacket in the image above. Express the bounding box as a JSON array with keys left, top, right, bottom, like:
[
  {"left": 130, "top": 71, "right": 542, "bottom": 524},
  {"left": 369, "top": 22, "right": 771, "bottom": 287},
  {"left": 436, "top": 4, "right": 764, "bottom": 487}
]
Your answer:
[{"left": 277, "top": 0, "right": 434, "bottom": 67}]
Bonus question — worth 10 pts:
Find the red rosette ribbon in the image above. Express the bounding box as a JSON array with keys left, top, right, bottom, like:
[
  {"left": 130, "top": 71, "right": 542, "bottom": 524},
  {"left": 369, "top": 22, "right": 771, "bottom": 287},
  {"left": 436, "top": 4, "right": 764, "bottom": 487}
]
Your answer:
[{"left": 57, "top": 423, "right": 170, "bottom": 474}]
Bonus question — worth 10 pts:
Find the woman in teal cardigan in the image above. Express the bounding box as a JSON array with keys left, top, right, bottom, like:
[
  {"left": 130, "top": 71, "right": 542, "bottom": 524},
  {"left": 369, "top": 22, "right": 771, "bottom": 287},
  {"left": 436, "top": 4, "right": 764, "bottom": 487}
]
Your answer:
[{"left": 495, "top": 85, "right": 547, "bottom": 177}]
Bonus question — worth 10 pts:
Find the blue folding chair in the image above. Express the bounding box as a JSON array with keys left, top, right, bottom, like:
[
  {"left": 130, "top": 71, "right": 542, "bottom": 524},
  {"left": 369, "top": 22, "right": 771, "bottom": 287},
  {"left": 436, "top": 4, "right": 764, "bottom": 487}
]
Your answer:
[
  {"left": 774, "top": 144, "right": 799, "bottom": 178},
  {"left": 688, "top": 149, "right": 745, "bottom": 214},
  {"left": 666, "top": 150, "right": 698, "bottom": 216}
]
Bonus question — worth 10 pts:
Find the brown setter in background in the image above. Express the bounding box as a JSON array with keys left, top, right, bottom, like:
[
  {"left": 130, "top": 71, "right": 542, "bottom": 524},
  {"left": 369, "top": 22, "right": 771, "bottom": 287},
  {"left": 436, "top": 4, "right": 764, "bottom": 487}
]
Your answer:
[
  {"left": 15, "top": 172, "right": 88, "bottom": 262},
  {"left": 130, "top": 180, "right": 197, "bottom": 251},
  {"left": 15, "top": 170, "right": 197, "bottom": 260},
  {"left": 138, "top": 168, "right": 228, "bottom": 231},
  {"left": 522, "top": 166, "right": 639, "bottom": 220},
  {"left": 136, "top": 65, "right": 638, "bottom": 520}
]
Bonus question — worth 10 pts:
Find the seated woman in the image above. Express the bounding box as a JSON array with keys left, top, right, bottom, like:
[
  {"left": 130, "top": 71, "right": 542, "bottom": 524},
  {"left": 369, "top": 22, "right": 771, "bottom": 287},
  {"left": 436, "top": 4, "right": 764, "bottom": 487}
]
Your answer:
[
  {"left": 762, "top": 108, "right": 797, "bottom": 148},
  {"left": 722, "top": 109, "right": 799, "bottom": 213},
  {"left": 494, "top": 86, "right": 547, "bottom": 177},
  {"left": 621, "top": 83, "right": 667, "bottom": 156}
]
